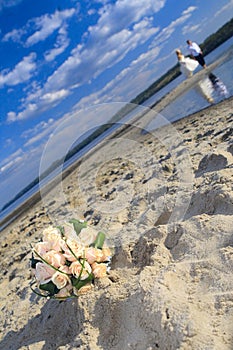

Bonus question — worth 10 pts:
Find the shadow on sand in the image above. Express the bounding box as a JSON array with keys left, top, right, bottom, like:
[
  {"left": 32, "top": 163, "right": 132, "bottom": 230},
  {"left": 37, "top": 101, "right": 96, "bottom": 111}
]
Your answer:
[{"left": 0, "top": 297, "right": 84, "bottom": 350}]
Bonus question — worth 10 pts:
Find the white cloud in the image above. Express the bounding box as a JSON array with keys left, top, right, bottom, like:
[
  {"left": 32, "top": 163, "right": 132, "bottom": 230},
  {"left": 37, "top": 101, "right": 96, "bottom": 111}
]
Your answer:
[
  {"left": 182, "top": 6, "right": 197, "bottom": 15},
  {"left": 7, "top": 1, "right": 197, "bottom": 124},
  {"left": 0, "top": 144, "right": 46, "bottom": 208},
  {"left": 102, "top": 47, "right": 162, "bottom": 98},
  {"left": 0, "top": 156, "right": 22, "bottom": 173},
  {"left": 25, "top": 8, "right": 75, "bottom": 47},
  {"left": 0, "top": 53, "right": 37, "bottom": 88},
  {"left": 0, "top": 148, "right": 23, "bottom": 172},
  {"left": 7, "top": 90, "right": 68, "bottom": 122},
  {"left": 2, "top": 8, "right": 76, "bottom": 46},
  {"left": 0, "top": 0, "right": 23, "bottom": 11},
  {"left": 21, "top": 118, "right": 54, "bottom": 139},
  {"left": 23, "top": 121, "right": 55, "bottom": 147},
  {"left": 44, "top": 26, "right": 70, "bottom": 61},
  {"left": 0, "top": 116, "right": 62, "bottom": 207},
  {"left": 21, "top": 81, "right": 43, "bottom": 105},
  {"left": 24, "top": 133, "right": 48, "bottom": 148},
  {"left": 7, "top": 103, "right": 38, "bottom": 122},
  {"left": 90, "top": 0, "right": 164, "bottom": 38},
  {"left": 87, "top": 8, "right": 96, "bottom": 16},
  {"left": 150, "top": 6, "right": 197, "bottom": 47},
  {"left": 72, "top": 4, "right": 198, "bottom": 112},
  {"left": 182, "top": 24, "right": 201, "bottom": 36},
  {"left": 8, "top": 0, "right": 165, "bottom": 122},
  {"left": 44, "top": 2, "right": 163, "bottom": 92},
  {"left": 73, "top": 46, "right": 162, "bottom": 110},
  {"left": 7, "top": 87, "right": 70, "bottom": 122},
  {"left": 214, "top": 0, "right": 233, "bottom": 17},
  {"left": 2, "top": 28, "right": 26, "bottom": 43},
  {"left": 40, "top": 89, "right": 70, "bottom": 104}
]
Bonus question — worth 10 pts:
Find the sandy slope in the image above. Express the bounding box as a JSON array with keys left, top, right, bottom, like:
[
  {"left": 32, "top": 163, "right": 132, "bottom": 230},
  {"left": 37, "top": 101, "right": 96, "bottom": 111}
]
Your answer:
[{"left": 0, "top": 96, "right": 233, "bottom": 350}]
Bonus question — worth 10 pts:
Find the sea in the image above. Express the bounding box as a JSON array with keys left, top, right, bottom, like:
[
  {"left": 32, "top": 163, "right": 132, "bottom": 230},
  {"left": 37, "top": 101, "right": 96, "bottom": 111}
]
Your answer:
[{"left": 1, "top": 37, "right": 233, "bottom": 230}]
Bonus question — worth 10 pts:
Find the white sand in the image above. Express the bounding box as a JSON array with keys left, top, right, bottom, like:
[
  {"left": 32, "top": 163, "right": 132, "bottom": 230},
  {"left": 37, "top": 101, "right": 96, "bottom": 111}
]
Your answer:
[{"left": 0, "top": 96, "right": 233, "bottom": 350}]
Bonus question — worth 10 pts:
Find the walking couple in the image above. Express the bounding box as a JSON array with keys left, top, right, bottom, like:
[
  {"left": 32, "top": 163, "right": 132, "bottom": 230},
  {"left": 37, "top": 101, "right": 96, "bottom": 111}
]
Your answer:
[
  {"left": 175, "top": 40, "right": 206, "bottom": 79},
  {"left": 175, "top": 40, "right": 228, "bottom": 103}
]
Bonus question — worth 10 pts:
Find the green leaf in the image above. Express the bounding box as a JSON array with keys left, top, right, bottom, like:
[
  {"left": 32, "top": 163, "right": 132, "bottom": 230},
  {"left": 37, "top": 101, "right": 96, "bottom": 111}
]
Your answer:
[
  {"left": 30, "top": 253, "right": 41, "bottom": 269},
  {"left": 93, "top": 232, "right": 106, "bottom": 249},
  {"left": 39, "top": 281, "right": 59, "bottom": 296},
  {"left": 71, "top": 273, "right": 94, "bottom": 289},
  {"left": 69, "top": 219, "right": 87, "bottom": 235},
  {"left": 57, "top": 225, "right": 65, "bottom": 235}
]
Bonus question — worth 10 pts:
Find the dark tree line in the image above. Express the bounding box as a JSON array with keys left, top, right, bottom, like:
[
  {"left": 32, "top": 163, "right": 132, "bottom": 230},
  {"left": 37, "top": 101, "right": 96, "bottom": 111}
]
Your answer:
[{"left": 132, "top": 17, "right": 233, "bottom": 106}]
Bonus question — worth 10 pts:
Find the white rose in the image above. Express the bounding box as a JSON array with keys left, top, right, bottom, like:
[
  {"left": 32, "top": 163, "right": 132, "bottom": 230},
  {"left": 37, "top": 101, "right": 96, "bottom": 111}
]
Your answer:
[
  {"left": 35, "top": 262, "right": 54, "bottom": 284},
  {"left": 43, "top": 250, "right": 66, "bottom": 268},
  {"left": 73, "top": 283, "right": 93, "bottom": 296},
  {"left": 61, "top": 239, "right": 84, "bottom": 262},
  {"left": 63, "top": 222, "right": 78, "bottom": 242},
  {"left": 77, "top": 227, "right": 97, "bottom": 246},
  {"left": 91, "top": 262, "right": 107, "bottom": 278},
  {"left": 70, "top": 260, "right": 92, "bottom": 280},
  {"left": 42, "top": 226, "right": 61, "bottom": 251},
  {"left": 51, "top": 266, "right": 70, "bottom": 289}
]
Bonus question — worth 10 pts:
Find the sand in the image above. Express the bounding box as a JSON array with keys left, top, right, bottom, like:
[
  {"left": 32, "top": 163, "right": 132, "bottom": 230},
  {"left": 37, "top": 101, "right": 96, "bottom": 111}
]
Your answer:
[{"left": 0, "top": 96, "right": 233, "bottom": 350}]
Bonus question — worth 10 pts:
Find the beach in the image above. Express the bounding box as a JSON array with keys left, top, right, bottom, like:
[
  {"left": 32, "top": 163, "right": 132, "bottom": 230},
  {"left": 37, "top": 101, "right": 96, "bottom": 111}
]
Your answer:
[{"left": 0, "top": 96, "right": 233, "bottom": 349}]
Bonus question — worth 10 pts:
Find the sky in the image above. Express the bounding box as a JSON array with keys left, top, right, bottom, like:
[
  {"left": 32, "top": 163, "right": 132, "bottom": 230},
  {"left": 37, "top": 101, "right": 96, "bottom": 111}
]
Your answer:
[{"left": 0, "top": 0, "right": 233, "bottom": 210}]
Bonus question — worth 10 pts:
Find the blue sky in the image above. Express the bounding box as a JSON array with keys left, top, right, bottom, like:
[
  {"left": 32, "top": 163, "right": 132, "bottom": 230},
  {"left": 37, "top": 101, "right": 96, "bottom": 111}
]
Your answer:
[{"left": 0, "top": 0, "right": 233, "bottom": 210}]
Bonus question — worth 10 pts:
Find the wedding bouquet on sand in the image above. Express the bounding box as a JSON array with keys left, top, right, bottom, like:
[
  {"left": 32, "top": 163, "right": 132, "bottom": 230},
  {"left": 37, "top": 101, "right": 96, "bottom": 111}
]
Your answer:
[{"left": 30, "top": 219, "right": 112, "bottom": 300}]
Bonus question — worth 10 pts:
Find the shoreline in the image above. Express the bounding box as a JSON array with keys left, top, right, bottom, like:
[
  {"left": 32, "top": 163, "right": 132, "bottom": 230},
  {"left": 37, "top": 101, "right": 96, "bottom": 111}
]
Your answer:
[
  {"left": 1, "top": 95, "right": 232, "bottom": 232},
  {"left": 1, "top": 43, "right": 232, "bottom": 231}
]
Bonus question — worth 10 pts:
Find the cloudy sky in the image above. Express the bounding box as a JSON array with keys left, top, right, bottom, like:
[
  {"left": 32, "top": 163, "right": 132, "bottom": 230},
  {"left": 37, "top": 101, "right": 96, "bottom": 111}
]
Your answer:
[{"left": 0, "top": 0, "right": 232, "bottom": 210}]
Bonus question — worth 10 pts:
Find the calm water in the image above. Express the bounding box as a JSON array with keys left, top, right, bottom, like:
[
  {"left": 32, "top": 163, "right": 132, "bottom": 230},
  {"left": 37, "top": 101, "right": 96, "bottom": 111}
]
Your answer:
[
  {"left": 144, "top": 36, "right": 233, "bottom": 123},
  {"left": 1, "top": 37, "right": 233, "bottom": 229}
]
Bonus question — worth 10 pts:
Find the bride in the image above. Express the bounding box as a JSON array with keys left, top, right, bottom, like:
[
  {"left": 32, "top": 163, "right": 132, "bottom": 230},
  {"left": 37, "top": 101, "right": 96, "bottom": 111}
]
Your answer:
[{"left": 175, "top": 49, "right": 214, "bottom": 103}]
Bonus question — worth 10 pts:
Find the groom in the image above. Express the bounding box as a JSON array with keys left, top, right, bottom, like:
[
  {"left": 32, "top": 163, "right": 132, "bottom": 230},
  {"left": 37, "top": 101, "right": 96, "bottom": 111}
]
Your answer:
[{"left": 186, "top": 40, "right": 207, "bottom": 68}]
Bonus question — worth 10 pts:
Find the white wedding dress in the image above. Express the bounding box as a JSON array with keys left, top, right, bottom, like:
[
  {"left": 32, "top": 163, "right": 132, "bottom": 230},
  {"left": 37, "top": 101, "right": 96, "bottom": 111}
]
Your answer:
[
  {"left": 178, "top": 55, "right": 214, "bottom": 103},
  {"left": 179, "top": 55, "right": 199, "bottom": 77}
]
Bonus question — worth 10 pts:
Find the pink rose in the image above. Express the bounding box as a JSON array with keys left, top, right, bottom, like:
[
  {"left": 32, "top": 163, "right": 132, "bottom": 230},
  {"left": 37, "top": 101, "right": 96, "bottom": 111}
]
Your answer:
[
  {"left": 91, "top": 262, "right": 107, "bottom": 278},
  {"left": 35, "top": 262, "right": 54, "bottom": 284},
  {"left": 55, "top": 284, "right": 73, "bottom": 298},
  {"left": 43, "top": 250, "right": 66, "bottom": 268},
  {"left": 51, "top": 266, "right": 71, "bottom": 289},
  {"left": 85, "top": 247, "right": 104, "bottom": 264},
  {"left": 101, "top": 247, "right": 112, "bottom": 261},
  {"left": 61, "top": 239, "right": 84, "bottom": 262},
  {"left": 70, "top": 260, "right": 92, "bottom": 280},
  {"left": 34, "top": 241, "right": 51, "bottom": 256},
  {"left": 73, "top": 283, "right": 93, "bottom": 296}
]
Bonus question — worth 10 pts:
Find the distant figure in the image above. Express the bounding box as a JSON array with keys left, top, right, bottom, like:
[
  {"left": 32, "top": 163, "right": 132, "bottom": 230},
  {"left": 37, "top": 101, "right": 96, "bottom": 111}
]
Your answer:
[
  {"left": 208, "top": 73, "right": 229, "bottom": 99},
  {"left": 175, "top": 49, "right": 199, "bottom": 77},
  {"left": 186, "top": 40, "right": 207, "bottom": 68},
  {"left": 175, "top": 49, "right": 214, "bottom": 103}
]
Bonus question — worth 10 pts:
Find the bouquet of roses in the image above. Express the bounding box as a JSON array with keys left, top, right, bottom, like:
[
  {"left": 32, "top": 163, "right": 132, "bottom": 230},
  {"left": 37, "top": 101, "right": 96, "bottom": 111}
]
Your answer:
[{"left": 30, "top": 219, "right": 112, "bottom": 300}]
